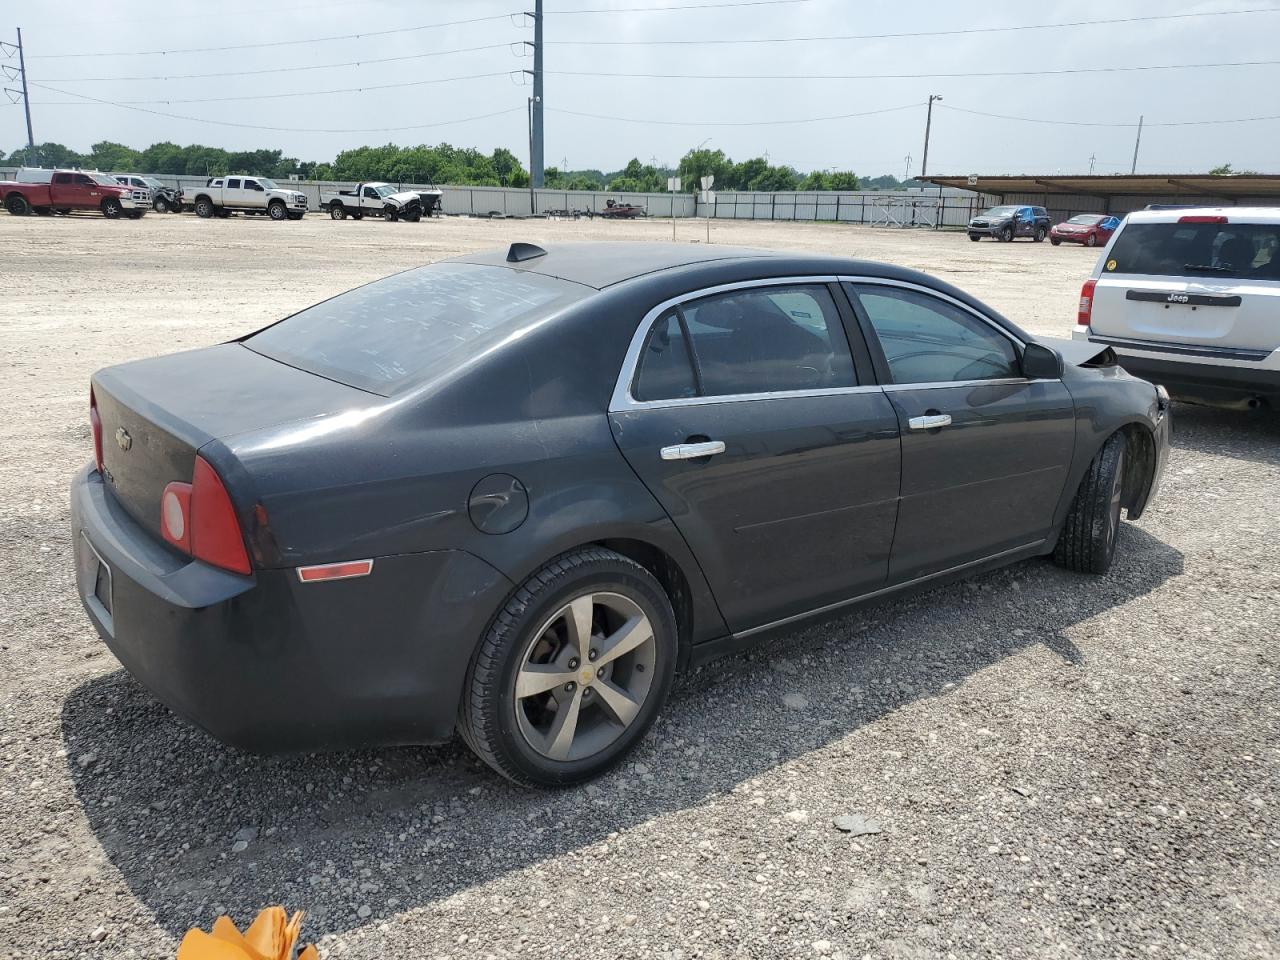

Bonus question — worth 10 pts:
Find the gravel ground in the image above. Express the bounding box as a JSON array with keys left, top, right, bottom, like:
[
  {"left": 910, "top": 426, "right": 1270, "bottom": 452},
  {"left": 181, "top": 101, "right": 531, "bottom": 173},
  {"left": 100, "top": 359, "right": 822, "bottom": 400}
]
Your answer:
[{"left": 1, "top": 213, "right": 1277, "bottom": 959}]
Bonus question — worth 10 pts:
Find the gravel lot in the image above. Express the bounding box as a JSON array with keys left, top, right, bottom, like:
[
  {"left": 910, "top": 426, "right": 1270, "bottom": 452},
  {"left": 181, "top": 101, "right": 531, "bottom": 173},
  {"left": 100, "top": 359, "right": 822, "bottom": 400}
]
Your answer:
[{"left": 1, "top": 213, "right": 1277, "bottom": 959}]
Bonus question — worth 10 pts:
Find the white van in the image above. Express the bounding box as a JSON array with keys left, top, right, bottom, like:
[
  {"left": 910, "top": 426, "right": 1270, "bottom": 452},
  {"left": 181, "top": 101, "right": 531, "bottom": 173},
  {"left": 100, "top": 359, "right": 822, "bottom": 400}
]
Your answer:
[{"left": 1074, "top": 207, "right": 1280, "bottom": 409}]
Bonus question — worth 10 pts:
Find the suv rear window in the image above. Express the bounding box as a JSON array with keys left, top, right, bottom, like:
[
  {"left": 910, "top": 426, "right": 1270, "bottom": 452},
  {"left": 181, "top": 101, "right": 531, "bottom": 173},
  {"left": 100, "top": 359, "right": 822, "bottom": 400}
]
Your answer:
[
  {"left": 1108, "top": 222, "right": 1280, "bottom": 281},
  {"left": 244, "top": 263, "right": 587, "bottom": 395}
]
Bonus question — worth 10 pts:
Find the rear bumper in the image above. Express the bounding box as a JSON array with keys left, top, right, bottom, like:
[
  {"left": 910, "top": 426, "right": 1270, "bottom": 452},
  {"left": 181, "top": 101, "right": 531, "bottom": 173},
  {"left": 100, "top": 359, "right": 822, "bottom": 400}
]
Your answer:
[
  {"left": 71, "top": 465, "right": 513, "bottom": 752},
  {"left": 1086, "top": 346, "right": 1280, "bottom": 408}
]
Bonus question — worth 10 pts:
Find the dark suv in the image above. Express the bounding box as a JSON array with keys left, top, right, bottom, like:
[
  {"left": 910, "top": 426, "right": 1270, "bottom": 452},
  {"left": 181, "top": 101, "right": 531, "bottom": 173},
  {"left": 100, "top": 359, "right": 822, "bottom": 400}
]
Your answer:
[{"left": 968, "top": 205, "right": 1051, "bottom": 243}]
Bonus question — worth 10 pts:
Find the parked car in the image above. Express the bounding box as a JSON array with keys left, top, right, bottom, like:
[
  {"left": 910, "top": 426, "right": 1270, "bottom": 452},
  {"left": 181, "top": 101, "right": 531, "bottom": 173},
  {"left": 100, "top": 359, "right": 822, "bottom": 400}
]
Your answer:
[
  {"left": 321, "top": 182, "right": 424, "bottom": 221},
  {"left": 114, "top": 173, "right": 183, "bottom": 213},
  {"left": 1051, "top": 214, "right": 1121, "bottom": 247},
  {"left": 188, "top": 176, "right": 308, "bottom": 220},
  {"left": 968, "top": 205, "right": 1051, "bottom": 242},
  {"left": 72, "top": 242, "right": 1169, "bottom": 786},
  {"left": 1, "top": 169, "right": 148, "bottom": 218},
  {"left": 1075, "top": 207, "right": 1280, "bottom": 410}
]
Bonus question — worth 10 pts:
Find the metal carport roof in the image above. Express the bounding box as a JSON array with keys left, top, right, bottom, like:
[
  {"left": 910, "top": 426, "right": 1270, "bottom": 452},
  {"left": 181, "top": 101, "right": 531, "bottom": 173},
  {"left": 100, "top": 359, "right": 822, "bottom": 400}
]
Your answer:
[{"left": 918, "top": 174, "right": 1280, "bottom": 202}]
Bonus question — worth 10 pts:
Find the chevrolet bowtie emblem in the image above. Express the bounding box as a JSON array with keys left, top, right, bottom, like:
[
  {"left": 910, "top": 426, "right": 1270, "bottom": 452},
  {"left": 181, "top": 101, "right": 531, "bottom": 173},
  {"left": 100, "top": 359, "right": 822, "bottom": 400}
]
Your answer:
[{"left": 115, "top": 427, "right": 132, "bottom": 451}]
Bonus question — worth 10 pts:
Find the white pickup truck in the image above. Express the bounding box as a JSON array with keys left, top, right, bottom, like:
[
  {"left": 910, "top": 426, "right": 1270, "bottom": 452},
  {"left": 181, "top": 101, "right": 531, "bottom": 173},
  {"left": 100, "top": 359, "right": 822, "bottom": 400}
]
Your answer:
[
  {"left": 188, "top": 176, "right": 308, "bottom": 220},
  {"left": 320, "top": 182, "right": 427, "bottom": 222}
]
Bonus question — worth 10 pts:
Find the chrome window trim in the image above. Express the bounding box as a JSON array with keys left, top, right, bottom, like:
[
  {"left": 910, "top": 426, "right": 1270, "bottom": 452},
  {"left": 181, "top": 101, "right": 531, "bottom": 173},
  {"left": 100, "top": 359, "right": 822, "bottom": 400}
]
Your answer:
[{"left": 609, "top": 275, "right": 861, "bottom": 412}]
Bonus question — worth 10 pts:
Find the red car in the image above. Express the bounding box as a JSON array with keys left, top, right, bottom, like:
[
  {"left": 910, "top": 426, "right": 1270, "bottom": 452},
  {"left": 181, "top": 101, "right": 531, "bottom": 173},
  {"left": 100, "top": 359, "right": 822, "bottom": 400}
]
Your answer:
[{"left": 1050, "top": 214, "right": 1121, "bottom": 247}]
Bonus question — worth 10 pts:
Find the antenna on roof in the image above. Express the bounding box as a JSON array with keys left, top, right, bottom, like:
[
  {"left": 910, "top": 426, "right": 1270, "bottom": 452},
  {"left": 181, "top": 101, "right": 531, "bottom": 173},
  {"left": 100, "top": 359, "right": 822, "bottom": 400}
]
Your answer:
[{"left": 507, "top": 242, "right": 547, "bottom": 263}]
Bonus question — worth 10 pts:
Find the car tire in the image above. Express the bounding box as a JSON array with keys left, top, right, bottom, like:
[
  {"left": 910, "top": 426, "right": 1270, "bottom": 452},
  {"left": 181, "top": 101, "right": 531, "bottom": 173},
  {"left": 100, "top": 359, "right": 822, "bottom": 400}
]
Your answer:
[
  {"left": 383, "top": 204, "right": 399, "bottom": 222},
  {"left": 968, "top": 234, "right": 980, "bottom": 242},
  {"left": 352, "top": 210, "right": 363, "bottom": 220},
  {"left": 459, "top": 547, "right": 678, "bottom": 788},
  {"left": 1051, "top": 238, "right": 1062, "bottom": 246},
  {"left": 101, "top": 198, "right": 122, "bottom": 219},
  {"left": 1085, "top": 234, "right": 1098, "bottom": 247},
  {"left": 153, "top": 198, "right": 168, "bottom": 213},
  {"left": 1054, "top": 432, "right": 1127, "bottom": 575},
  {"left": 268, "top": 200, "right": 287, "bottom": 221},
  {"left": 403, "top": 209, "right": 422, "bottom": 223},
  {"left": 329, "top": 203, "right": 346, "bottom": 220},
  {"left": 1033, "top": 227, "right": 1046, "bottom": 243},
  {"left": 999, "top": 226, "right": 1013, "bottom": 242},
  {"left": 5, "top": 193, "right": 31, "bottom": 216},
  {"left": 194, "top": 198, "right": 214, "bottom": 218}
]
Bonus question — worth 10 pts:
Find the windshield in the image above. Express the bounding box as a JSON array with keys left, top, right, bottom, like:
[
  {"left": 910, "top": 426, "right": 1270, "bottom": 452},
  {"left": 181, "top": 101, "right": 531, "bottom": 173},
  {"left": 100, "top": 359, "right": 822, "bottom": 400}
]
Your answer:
[
  {"left": 374, "top": 184, "right": 396, "bottom": 198},
  {"left": 982, "top": 206, "right": 1019, "bottom": 217},
  {"left": 258, "top": 178, "right": 278, "bottom": 189},
  {"left": 1068, "top": 215, "right": 1104, "bottom": 225},
  {"left": 143, "top": 177, "right": 165, "bottom": 188},
  {"left": 244, "top": 262, "right": 590, "bottom": 395},
  {"left": 1106, "top": 222, "right": 1280, "bottom": 280}
]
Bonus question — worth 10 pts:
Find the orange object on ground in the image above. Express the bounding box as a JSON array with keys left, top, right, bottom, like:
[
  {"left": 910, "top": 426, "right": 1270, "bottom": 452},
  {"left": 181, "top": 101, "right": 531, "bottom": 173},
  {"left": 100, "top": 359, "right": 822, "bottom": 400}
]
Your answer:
[{"left": 177, "top": 907, "right": 318, "bottom": 960}]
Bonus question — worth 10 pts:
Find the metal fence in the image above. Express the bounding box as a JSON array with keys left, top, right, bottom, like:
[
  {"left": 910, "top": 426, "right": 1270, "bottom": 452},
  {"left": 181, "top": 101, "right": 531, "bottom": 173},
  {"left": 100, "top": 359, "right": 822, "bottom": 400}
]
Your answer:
[{"left": 695, "top": 190, "right": 995, "bottom": 228}]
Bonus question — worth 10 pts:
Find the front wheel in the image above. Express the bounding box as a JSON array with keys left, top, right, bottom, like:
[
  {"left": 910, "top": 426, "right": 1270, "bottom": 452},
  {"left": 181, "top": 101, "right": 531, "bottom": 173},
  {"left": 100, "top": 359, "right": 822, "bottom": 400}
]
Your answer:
[
  {"left": 999, "top": 226, "right": 1014, "bottom": 242},
  {"left": 268, "top": 200, "right": 287, "bottom": 221},
  {"left": 1051, "top": 238, "right": 1062, "bottom": 246},
  {"left": 1054, "top": 432, "right": 1128, "bottom": 575},
  {"left": 5, "top": 193, "right": 31, "bottom": 216},
  {"left": 1085, "top": 233, "right": 1098, "bottom": 247},
  {"left": 101, "top": 198, "right": 123, "bottom": 219},
  {"left": 1033, "top": 227, "right": 1046, "bottom": 243},
  {"left": 153, "top": 198, "right": 169, "bottom": 213},
  {"left": 459, "top": 548, "right": 678, "bottom": 787},
  {"left": 968, "top": 233, "right": 981, "bottom": 242},
  {"left": 383, "top": 204, "right": 399, "bottom": 222}
]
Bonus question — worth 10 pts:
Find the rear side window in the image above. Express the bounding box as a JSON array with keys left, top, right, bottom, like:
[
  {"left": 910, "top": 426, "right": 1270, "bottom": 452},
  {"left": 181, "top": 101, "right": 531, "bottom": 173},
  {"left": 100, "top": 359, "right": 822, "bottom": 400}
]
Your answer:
[
  {"left": 1107, "top": 222, "right": 1280, "bottom": 280},
  {"left": 634, "top": 311, "right": 698, "bottom": 402},
  {"left": 245, "top": 263, "right": 588, "bottom": 395}
]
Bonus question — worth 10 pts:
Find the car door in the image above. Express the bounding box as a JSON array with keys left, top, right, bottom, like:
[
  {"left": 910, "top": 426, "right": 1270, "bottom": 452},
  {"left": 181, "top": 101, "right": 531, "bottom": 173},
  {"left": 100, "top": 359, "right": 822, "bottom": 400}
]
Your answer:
[
  {"left": 844, "top": 281, "right": 1076, "bottom": 582},
  {"left": 363, "top": 185, "right": 382, "bottom": 211},
  {"left": 223, "top": 177, "right": 246, "bottom": 207},
  {"left": 609, "top": 279, "right": 902, "bottom": 632},
  {"left": 242, "top": 178, "right": 268, "bottom": 209}
]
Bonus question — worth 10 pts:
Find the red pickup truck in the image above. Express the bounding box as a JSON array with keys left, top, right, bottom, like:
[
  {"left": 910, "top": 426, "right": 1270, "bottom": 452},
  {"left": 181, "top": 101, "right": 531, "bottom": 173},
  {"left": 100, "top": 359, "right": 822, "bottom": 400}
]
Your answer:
[{"left": 1, "top": 170, "right": 149, "bottom": 219}]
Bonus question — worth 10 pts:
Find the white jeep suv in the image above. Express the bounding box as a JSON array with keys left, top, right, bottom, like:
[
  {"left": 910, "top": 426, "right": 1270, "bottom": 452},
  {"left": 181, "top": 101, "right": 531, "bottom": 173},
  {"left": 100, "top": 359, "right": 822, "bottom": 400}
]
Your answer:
[{"left": 1074, "top": 207, "right": 1280, "bottom": 410}]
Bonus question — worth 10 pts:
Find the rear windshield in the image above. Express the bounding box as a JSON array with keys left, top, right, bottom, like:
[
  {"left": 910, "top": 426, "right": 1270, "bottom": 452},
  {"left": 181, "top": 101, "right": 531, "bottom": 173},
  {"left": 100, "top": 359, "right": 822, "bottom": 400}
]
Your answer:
[
  {"left": 1107, "top": 222, "right": 1280, "bottom": 280},
  {"left": 244, "top": 263, "right": 588, "bottom": 395}
]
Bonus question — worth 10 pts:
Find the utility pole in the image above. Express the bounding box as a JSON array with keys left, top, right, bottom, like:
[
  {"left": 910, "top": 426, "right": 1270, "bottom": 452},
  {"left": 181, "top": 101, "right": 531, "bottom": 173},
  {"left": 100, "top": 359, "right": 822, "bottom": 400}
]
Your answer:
[
  {"left": 1, "top": 29, "right": 37, "bottom": 165},
  {"left": 1088, "top": 153, "right": 1097, "bottom": 175},
  {"left": 920, "top": 94, "right": 942, "bottom": 179},
  {"left": 903, "top": 154, "right": 912, "bottom": 182},
  {"left": 530, "top": 0, "right": 544, "bottom": 188},
  {"left": 1130, "top": 115, "right": 1144, "bottom": 174},
  {"left": 527, "top": 96, "right": 536, "bottom": 214}
]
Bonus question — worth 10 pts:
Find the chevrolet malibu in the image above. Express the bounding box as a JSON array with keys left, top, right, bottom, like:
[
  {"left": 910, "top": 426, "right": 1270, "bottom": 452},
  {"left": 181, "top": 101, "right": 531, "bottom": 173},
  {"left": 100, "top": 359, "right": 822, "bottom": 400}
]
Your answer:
[{"left": 72, "top": 243, "right": 1170, "bottom": 786}]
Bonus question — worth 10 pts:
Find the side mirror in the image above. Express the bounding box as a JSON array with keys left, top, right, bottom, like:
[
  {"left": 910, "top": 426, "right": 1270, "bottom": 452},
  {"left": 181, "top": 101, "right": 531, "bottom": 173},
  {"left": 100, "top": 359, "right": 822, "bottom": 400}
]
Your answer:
[{"left": 1022, "top": 342, "right": 1064, "bottom": 380}]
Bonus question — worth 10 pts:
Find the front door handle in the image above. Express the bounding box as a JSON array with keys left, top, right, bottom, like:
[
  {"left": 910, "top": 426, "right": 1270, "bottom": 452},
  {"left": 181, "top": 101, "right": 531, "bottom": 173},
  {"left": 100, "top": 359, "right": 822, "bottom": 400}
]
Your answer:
[
  {"left": 907, "top": 414, "right": 952, "bottom": 430},
  {"left": 660, "top": 440, "right": 726, "bottom": 460}
]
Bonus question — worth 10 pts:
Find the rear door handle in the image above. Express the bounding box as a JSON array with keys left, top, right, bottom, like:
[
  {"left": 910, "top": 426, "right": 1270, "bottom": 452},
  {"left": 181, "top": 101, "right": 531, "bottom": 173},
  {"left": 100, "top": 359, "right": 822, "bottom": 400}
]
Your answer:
[
  {"left": 907, "top": 414, "right": 952, "bottom": 430},
  {"left": 660, "top": 440, "right": 726, "bottom": 460}
]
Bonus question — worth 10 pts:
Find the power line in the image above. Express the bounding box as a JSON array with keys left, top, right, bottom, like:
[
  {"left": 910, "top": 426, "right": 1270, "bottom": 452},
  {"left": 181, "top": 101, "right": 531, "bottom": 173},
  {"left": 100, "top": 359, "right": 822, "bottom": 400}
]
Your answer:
[
  {"left": 548, "top": 59, "right": 1280, "bottom": 81},
  {"left": 27, "top": 12, "right": 521, "bottom": 59},
  {"left": 21, "top": 82, "right": 526, "bottom": 133},
  {"left": 547, "top": 7, "right": 1279, "bottom": 43},
  {"left": 40, "top": 44, "right": 517, "bottom": 83},
  {"left": 551, "top": 0, "right": 812, "bottom": 11},
  {"left": 548, "top": 103, "right": 920, "bottom": 126},
  {"left": 939, "top": 103, "right": 1280, "bottom": 128}
]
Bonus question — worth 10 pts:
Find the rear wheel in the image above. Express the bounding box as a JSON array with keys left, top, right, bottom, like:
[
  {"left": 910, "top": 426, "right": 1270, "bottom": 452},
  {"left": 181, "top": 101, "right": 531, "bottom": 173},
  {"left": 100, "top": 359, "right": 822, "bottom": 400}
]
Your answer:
[
  {"left": 101, "top": 198, "right": 123, "bottom": 219},
  {"left": 1051, "top": 238, "right": 1062, "bottom": 246},
  {"left": 1054, "top": 432, "right": 1128, "bottom": 575},
  {"left": 1085, "top": 233, "right": 1098, "bottom": 247},
  {"left": 1033, "top": 227, "right": 1046, "bottom": 242},
  {"left": 459, "top": 548, "right": 677, "bottom": 787},
  {"left": 268, "top": 200, "right": 287, "bottom": 221},
  {"left": 329, "top": 202, "right": 346, "bottom": 220},
  {"left": 5, "top": 193, "right": 31, "bottom": 216},
  {"left": 194, "top": 198, "right": 214, "bottom": 218}
]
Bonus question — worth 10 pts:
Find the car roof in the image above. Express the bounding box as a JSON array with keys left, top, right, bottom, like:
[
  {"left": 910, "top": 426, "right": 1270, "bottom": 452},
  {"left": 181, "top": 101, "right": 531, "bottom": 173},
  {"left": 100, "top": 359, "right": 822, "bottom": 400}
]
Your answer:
[
  {"left": 452, "top": 242, "right": 789, "bottom": 290},
  {"left": 1122, "top": 206, "right": 1280, "bottom": 224}
]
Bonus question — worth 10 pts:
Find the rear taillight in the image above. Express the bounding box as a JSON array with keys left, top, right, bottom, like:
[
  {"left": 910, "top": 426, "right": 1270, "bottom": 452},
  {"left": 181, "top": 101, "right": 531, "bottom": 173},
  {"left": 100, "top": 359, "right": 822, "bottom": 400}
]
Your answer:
[
  {"left": 89, "top": 387, "right": 104, "bottom": 473},
  {"left": 1178, "top": 215, "right": 1228, "bottom": 224},
  {"left": 159, "top": 455, "right": 251, "bottom": 574},
  {"left": 1077, "top": 279, "right": 1097, "bottom": 327}
]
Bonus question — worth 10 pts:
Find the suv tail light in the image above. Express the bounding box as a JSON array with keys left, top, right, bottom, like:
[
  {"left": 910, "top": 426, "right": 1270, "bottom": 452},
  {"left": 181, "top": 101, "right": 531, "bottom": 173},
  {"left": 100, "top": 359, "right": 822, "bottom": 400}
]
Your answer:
[
  {"left": 1178, "top": 215, "right": 1228, "bottom": 224},
  {"left": 1077, "top": 279, "right": 1097, "bottom": 327},
  {"left": 159, "top": 455, "right": 251, "bottom": 574},
  {"left": 89, "top": 387, "right": 104, "bottom": 473}
]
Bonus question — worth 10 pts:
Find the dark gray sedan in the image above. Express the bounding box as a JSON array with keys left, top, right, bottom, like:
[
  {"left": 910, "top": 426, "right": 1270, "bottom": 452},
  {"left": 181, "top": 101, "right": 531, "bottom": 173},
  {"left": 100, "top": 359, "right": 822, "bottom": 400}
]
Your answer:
[{"left": 71, "top": 242, "right": 1170, "bottom": 786}]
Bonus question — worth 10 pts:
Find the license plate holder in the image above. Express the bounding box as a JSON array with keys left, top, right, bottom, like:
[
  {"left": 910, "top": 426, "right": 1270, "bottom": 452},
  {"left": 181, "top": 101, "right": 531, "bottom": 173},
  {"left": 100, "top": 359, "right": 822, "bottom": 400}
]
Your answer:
[{"left": 80, "top": 533, "right": 114, "bottom": 634}]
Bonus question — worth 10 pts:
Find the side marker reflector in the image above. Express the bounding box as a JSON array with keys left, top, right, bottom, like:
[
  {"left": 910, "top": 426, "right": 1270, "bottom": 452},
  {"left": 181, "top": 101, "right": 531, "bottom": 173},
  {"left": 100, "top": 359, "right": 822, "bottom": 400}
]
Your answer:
[{"left": 296, "top": 559, "right": 374, "bottom": 583}]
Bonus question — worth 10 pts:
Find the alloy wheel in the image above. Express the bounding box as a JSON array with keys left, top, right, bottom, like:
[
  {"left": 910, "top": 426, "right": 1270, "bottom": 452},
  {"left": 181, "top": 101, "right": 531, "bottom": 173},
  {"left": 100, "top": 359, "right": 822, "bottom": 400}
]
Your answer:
[{"left": 514, "top": 592, "right": 656, "bottom": 763}]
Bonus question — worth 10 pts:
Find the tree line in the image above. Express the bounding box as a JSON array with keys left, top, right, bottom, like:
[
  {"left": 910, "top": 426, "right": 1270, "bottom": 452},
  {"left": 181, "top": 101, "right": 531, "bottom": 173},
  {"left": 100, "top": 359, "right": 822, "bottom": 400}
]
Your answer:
[{"left": 3, "top": 139, "right": 872, "bottom": 193}]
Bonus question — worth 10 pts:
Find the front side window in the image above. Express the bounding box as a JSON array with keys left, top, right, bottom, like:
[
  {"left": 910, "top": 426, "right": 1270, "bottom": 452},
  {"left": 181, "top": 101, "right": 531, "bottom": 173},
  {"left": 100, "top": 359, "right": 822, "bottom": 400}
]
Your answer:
[
  {"left": 850, "top": 285, "right": 1020, "bottom": 384},
  {"left": 74, "top": 174, "right": 94, "bottom": 186},
  {"left": 364, "top": 186, "right": 380, "bottom": 199}
]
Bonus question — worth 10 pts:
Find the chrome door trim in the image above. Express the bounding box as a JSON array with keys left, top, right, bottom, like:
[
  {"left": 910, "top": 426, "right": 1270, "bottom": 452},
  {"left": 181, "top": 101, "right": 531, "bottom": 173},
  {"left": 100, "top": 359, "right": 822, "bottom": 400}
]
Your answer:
[
  {"left": 609, "top": 275, "right": 852, "bottom": 413},
  {"left": 732, "top": 539, "right": 1046, "bottom": 640},
  {"left": 836, "top": 275, "right": 1029, "bottom": 349}
]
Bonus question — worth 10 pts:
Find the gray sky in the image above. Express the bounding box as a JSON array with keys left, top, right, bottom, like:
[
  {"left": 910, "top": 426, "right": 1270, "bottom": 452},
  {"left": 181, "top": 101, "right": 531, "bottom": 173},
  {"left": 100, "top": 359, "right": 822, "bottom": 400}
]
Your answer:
[{"left": 5, "top": 0, "right": 1279, "bottom": 177}]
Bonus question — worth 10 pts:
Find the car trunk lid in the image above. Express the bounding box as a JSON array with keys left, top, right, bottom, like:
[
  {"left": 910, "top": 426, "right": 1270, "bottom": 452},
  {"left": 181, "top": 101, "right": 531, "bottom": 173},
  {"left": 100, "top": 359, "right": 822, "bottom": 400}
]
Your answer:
[{"left": 92, "top": 343, "right": 379, "bottom": 540}]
